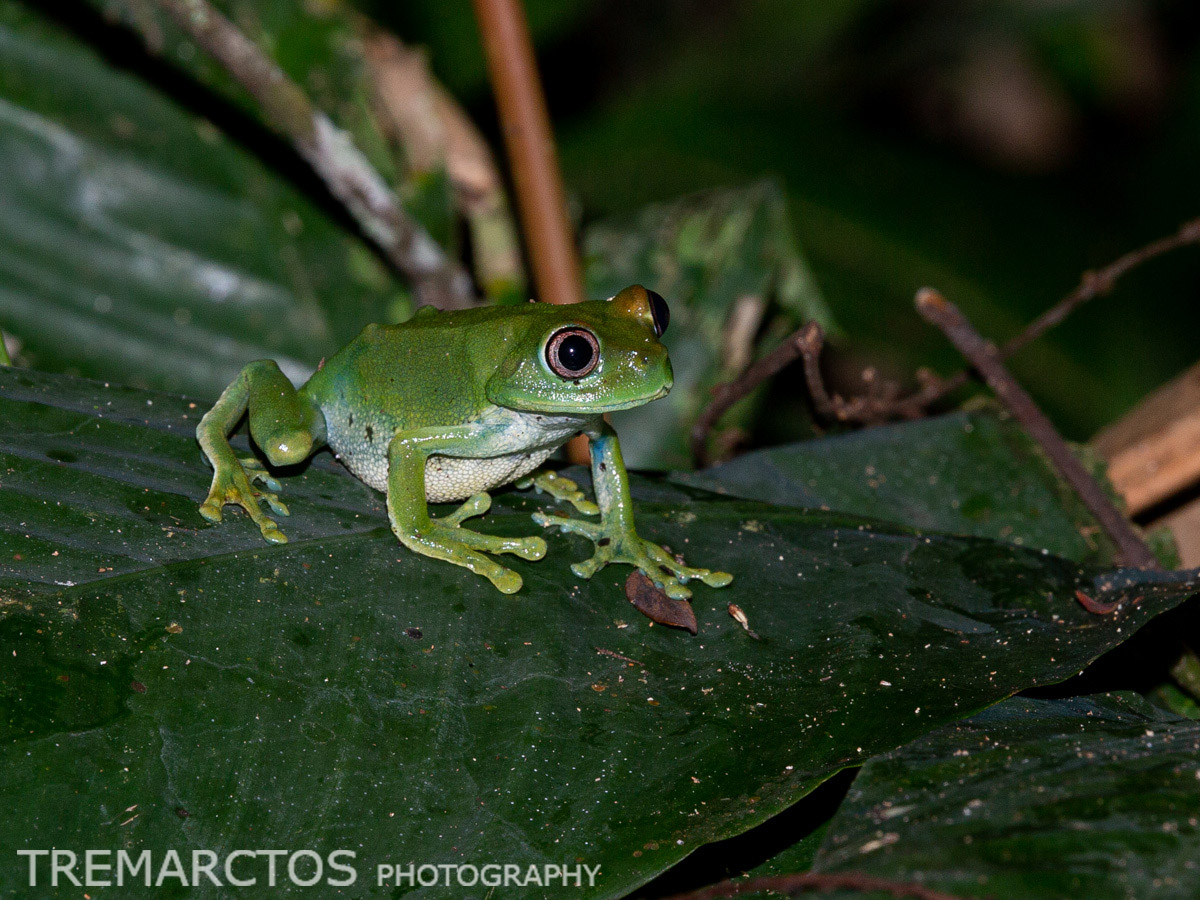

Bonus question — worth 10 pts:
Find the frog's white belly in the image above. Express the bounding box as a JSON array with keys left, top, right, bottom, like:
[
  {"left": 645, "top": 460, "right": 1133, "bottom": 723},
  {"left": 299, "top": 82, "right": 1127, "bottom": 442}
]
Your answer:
[
  {"left": 422, "top": 448, "right": 555, "bottom": 502},
  {"left": 327, "top": 406, "right": 595, "bottom": 503}
]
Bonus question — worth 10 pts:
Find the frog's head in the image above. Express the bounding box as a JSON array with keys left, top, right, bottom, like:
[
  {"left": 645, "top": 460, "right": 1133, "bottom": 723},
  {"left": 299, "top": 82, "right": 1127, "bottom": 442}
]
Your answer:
[{"left": 486, "top": 285, "right": 674, "bottom": 415}]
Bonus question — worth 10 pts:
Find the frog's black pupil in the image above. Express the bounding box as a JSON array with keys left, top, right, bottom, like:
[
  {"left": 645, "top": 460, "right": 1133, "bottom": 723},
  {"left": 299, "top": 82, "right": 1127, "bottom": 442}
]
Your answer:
[
  {"left": 558, "top": 334, "right": 594, "bottom": 372},
  {"left": 647, "top": 289, "right": 670, "bottom": 337}
]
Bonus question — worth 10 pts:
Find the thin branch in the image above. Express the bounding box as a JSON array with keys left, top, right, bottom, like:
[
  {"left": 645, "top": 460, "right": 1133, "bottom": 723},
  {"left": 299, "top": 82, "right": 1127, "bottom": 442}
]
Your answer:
[
  {"left": 1006, "top": 217, "right": 1200, "bottom": 359},
  {"left": 148, "top": 0, "right": 476, "bottom": 309},
  {"left": 362, "top": 29, "right": 526, "bottom": 303},
  {"left": 691, "top": 324, "right": 816, "bottom": 467},
  {"left": 691, "top": 321, "right": 942, "bottom": 467},
  {"left": 662, "top": 871, "right": 978, "bottom": 900},
  {"left": 797, "top": 323, "right": 944, "bottom": 425},
  {"left": 916, "top": 289, "right": 1159, "bottom": 570},
  {"left": 471, "top": 0, "right": 583, "bottom": 306},
  {"left": 923, "top": 217, "right": 1200, "bottom": 405},
  {"left": 767, "top": 217, "right": 1200, "bottom": 431}
]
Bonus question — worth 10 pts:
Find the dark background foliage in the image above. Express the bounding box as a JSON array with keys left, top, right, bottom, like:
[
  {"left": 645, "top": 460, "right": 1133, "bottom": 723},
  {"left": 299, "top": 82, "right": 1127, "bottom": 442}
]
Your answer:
[{"left": 372, "top": 0, "right": 1200, "bottom": 441}]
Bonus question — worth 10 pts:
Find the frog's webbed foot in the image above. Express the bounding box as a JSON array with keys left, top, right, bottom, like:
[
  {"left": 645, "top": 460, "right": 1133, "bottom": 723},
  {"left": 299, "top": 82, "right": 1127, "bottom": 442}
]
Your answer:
[
  {"left": 408, "top": 492, "right": 547, "bottom": 594},
  {"left": 532, "top": 511, "right": 733, "bottom": 600},
  {"left": 516, "top": 469, "right": 599, "bottom": 516},
  {"left": 199, "top": 455, "right": 289, "bottom": 544},
  {"left": 238, "top": 456, "right": 289, "bottom": 516}
]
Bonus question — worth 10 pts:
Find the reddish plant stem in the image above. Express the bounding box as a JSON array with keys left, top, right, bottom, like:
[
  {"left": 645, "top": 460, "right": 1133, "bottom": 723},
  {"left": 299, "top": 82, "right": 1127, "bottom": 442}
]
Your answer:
[
  {"left": 662, "top": 871, "right": 977, "bottom": 900},
  {"left": 471, "top": 0, "right": 583, "bottom": 307},
  {"left": 916, "top": 289, "right": 1159, "bottom": 570}
]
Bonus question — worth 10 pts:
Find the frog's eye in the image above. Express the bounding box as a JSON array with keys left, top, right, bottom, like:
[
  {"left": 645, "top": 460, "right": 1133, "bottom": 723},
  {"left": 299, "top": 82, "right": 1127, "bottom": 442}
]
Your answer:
[
  {"left": 546, "top": 327, "right": 599, "bottom": 379},
  {"left": 646, "top": 289, "right": 670, "bottom": 337}
]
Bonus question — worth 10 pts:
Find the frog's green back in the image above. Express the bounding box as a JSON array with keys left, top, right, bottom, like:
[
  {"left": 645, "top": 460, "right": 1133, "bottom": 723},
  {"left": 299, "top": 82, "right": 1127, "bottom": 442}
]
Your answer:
[{"left": 303, "top": 305, "right": 519, "bottom": 433}]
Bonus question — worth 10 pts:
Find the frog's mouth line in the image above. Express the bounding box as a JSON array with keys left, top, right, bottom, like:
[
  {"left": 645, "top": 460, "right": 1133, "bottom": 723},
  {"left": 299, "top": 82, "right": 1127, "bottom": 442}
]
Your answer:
[{"left": 512, "top": 382, "right": 671, "bottom": 414}]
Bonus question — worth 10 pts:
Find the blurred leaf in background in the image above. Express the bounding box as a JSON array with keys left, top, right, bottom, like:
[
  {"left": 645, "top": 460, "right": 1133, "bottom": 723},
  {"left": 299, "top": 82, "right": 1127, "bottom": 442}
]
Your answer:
[
  {"left": 584, "top": 180, "right": 834, "bottom": 469},
  {"left": 0, "top": 0, "right": 405, "bottom": 397}
]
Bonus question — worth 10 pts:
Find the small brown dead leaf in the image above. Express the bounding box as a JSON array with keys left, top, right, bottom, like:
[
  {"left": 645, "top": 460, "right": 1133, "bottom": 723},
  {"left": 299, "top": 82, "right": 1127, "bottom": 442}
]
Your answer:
[{"left": 625, "top": 572, "right": 697, "bottom": 634}]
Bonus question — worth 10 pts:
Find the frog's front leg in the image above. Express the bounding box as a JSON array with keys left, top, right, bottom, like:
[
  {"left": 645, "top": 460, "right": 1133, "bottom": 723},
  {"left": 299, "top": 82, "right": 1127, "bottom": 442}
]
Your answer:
[
  {"left": 533, "top": 422, "right": 732, "bottom": 600},
  {"left": 197, "top": 360, "right": 325, "bottom": 543},
  {"left": 386, "top": 428, "right": 548, "bottom": 594}
]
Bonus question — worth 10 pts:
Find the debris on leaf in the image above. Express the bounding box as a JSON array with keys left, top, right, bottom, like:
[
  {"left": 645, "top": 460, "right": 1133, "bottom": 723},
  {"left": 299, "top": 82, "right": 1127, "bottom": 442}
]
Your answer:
[
  {"left": 595, "top": 647, "right": 644, "bottom": 667},
  {"left": 728, "top": 603, "right": 760, "bottom": 639},
  {"left": 1075, "top": 589, "right": 1121, "bottom": 615},
  {"left": 625, "top": 572, "right": 697, "bottom": 634}
]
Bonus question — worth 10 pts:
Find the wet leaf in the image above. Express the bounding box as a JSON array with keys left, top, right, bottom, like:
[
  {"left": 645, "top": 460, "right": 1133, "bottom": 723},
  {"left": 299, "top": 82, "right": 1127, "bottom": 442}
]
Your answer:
[
  {"left": 807, "top": 693, "right": 1200, "bottom": 899},
  {"left": 1, "top": 366, "right": 1196, "bottom": 898},
  {"left": 678, "top": 407, "right": 1119, "bottom": 565}
]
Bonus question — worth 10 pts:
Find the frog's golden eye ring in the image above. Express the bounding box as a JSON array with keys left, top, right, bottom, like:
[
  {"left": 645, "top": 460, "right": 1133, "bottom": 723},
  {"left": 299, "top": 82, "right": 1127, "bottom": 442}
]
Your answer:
[
  {"left": 646, "top": 289, "right": 669, "bottom": 337},
  {"left": 546, "top": 327, "right": 600, "bottom": 379}
]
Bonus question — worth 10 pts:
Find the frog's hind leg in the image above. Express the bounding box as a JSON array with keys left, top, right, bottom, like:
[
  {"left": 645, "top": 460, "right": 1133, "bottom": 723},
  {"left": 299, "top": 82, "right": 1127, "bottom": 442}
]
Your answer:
[
  {"left": 196, "top": 360, "right": 325, "bottom": 543},
  {"left": 386, "top": 430, "right": 547, "bottom": 594}
]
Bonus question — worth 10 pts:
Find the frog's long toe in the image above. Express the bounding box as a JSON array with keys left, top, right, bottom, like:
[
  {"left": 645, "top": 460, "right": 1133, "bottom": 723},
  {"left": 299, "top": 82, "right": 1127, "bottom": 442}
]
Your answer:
[
  {"left": 532, "top": 510, "right": 602, "bottom": 541},
  {"left": 200, "top": 468, "right": 289, "bottom": 544},
  {"left": 238, "top": 456, "right": 283, "bottom": 493},
  {"left": 644, "top": 542, "right": 733, "bottom": 588},
  {"left": 519, "top": 470, "right": 600, "bottom": 516}
]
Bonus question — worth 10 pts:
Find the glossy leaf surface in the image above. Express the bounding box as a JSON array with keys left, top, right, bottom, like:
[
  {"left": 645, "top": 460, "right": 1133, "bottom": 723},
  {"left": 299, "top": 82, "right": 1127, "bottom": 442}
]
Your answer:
[
  {"left": 806, "top": 693, "right": 1200, "bottom": 899},
  {"left": 1, "top": 367, "right": 1195, "bottom": 897},
  {"left": 678, "top": 408, "right": 1119, "bottom": 565}
]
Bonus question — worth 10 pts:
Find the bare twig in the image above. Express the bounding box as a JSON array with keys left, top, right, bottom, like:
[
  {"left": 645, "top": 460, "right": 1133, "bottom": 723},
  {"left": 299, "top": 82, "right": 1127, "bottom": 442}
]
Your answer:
[
  {"left": 691, "top": 321, "right": 943, "bottom": 467},
  {"left": 471, "top": 0, "right": 583, "bottom": 307},
  {"left": 924, "top": 217, "right": 1200, "bottom": 405},
  {"left": 691, "top": 324, "right": 816, "bottom": 467},
  {"left": 1006, "top": 217, "right": 1200, "bottom": 359},
  {"left": 797, "top": 323, "right": 944, "bottom": 425},
  {"left": 916, "top": 289, "right": 1159, "bottom": 570},
  {"left": 760, "top": 217, "right": 1200, "bottom": 432},
  {"left": 148, "top": 0, "right": 476, "bottom": 309},
  {"left": 662, "top": 871, "right": 977, "bottom": 900},
  {"left": 362, "top": 30, "right": 526, "bottom": 303}
]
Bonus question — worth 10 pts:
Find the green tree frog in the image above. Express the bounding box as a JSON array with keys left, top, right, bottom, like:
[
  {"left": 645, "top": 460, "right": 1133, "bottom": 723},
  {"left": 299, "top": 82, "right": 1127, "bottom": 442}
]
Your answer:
[{"left": 197, "top": 285, "right": 732, "bottom": 599}]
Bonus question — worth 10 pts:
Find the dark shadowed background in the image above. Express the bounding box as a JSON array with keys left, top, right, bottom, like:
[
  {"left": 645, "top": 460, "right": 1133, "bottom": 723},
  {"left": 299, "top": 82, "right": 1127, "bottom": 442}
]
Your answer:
[{"left": 373, "top": 0, "right": 1200, "bottom": 441}]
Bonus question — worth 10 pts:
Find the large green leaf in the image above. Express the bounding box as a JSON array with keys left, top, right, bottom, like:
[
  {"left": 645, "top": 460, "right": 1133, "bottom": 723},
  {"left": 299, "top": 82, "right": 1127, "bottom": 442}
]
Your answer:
[
  {"left": 677, "top": 406, "right": 1119, "bottom": 566},
  {"left": 1, "top": 366, "right": 1195, "bottom": 897},
  {"left": 801, "top": 693, "right": 1200, "bottom": 899},
  {"left": 0, "top": 1, "right": 404, "bottom": 399}
]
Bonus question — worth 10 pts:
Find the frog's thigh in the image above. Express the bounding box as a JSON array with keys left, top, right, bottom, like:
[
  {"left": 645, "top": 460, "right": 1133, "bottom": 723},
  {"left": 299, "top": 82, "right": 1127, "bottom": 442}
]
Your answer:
[
  {"left": 386, "top": 430, "right": 543, "bottom": 594},
  {"left": 242, "top": 360, "right": 324, "bottom": 466}
]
